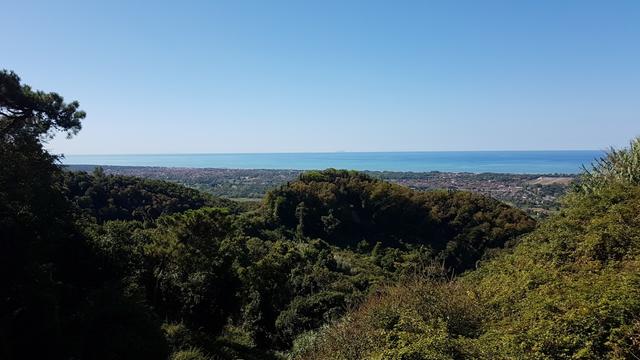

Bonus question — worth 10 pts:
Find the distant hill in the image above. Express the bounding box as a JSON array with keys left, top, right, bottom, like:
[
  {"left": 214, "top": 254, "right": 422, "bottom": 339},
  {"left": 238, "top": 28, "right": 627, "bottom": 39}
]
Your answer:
[
  {"left": 64, "top": 164, "right": 573, "bottom": 216},
  {"left": 262, "top": 169, "right": 535, "bottom": 272},
  {"left": 63, "top": 168, "right": 241, "bottom": 223}
]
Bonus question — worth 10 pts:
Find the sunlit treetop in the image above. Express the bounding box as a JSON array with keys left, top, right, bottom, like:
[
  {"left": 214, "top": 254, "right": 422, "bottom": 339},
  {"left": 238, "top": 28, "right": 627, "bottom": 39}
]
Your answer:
[{"left": 0, "top": 69, "right": 85, "bottom": 142}]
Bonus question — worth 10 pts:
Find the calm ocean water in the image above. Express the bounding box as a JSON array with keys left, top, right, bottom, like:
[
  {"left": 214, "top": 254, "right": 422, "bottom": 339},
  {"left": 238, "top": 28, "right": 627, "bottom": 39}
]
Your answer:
[{"left": 61, "top": 151, "right": 604, "bottom": 174}]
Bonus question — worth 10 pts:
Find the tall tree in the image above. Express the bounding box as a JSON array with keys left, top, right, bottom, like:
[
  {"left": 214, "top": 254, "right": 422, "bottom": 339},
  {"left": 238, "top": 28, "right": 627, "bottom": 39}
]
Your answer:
[
  {"left": 1, "top": 70, "right": 169, "bottom": 360},
  {"left": 1, "top": 69, "right": 87, "bottom": 359},
  {"left": 1, "top": 70, "right": 85, "bottom": 141}
]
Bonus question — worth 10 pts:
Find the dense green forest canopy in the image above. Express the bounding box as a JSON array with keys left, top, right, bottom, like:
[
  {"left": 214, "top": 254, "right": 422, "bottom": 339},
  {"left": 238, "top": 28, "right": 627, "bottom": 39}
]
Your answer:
[
  {"left": 297, "top": 138, "right": 640, "bottom": 360},
  {"left": 0, "top": 70, "right": 536, "bottom": 359},
  {"left": 263, "top": 169, "right": 534, "bottom": 272},
  {"left": 3, "top": 70, "right": 638, "bottom": 360},
  {"left": 63, "top": 168, "right": 240, "bottom": 223}
]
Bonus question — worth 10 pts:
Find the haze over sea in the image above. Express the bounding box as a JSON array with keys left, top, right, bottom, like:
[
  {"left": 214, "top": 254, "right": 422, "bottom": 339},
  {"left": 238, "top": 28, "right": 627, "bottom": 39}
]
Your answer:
[{"left": 62, "top": 150, "right": 604, "bottom": 174}]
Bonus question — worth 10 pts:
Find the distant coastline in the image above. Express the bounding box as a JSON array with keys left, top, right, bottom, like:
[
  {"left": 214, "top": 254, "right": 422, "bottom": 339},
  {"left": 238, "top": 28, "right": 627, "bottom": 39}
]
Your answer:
[
  {"left": 65, "top": 165, "right": 576, "bottom": 217},
  {"left": 61, "top": 150, "right": 603, "bottom": 174}
]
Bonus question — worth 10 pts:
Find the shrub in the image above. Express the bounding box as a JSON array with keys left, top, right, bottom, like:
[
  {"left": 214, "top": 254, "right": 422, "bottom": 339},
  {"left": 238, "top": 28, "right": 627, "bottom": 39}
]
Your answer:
[{"left": 170, "top": 347, "right": 211, "bottom": 360}]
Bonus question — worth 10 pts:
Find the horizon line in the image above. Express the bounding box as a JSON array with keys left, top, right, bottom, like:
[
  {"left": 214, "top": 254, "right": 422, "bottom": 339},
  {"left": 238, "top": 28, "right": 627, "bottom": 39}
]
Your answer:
[{"left": 59, "top": 149, "right": 606, "bottom": 157}]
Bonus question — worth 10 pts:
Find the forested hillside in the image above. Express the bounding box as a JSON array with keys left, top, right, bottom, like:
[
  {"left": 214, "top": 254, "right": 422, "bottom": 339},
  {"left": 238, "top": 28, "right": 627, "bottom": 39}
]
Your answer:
[
  {"left": 1, "top": 71, "right": 535, "bottom": 359},
  {"left": 63, "top": 169, "right": 240, "bottom": 223},
  {"left": 262, "top": 170, "right": 534, "bottom": 272},
  {"left": 2, "top": 70, "right": 638, "bottom": 360},
  {"left": 296, "top": 138, "right": 640, "bottom": 360},
  {"left": 65, "top": 165, "right": 573, "bottom": 216}
]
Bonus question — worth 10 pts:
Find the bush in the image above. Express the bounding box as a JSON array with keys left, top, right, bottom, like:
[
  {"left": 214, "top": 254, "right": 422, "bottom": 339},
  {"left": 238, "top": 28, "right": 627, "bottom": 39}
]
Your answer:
[
  {"left": 293, "top": 277, "right": 483, "bottom": 359},
  {"left": 170, "top": 347, "right": 211, "bottom": 360}
]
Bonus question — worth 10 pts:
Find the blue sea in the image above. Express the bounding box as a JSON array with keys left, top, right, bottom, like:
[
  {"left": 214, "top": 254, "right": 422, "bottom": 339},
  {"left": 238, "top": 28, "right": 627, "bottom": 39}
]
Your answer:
[{"left": 61, "top": 151, "right": 605, "bottom": 174}]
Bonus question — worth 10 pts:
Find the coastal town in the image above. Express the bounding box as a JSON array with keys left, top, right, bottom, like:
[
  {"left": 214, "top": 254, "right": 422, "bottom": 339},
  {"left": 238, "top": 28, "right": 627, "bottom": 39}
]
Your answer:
[{"left": 67, "top": 165, "right": 574, "bottom": 216}]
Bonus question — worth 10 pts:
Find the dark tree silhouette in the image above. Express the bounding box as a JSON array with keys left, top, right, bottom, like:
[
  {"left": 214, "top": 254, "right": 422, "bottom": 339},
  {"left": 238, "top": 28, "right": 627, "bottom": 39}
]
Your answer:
[
  {"left": 0, "top": 70, "right": 167, "bottom": 360},
  {"left": 1, "top": 70, "right": 85, "bottom": 141}
]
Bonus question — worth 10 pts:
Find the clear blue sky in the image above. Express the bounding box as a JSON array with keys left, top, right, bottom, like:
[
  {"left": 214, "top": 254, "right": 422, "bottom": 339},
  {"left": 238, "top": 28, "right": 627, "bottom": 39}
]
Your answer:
[{"left": 3, "top": 0, "right": 639, "bottom": 154}]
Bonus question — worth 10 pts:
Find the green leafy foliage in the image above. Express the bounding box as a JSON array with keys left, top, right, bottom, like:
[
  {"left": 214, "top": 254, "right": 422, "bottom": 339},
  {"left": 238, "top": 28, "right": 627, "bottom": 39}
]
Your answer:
[
  {"left": 464, "top": 184, "right": 640, "bottom": 359},
  {"left": 264, "top": 169, "right": 534, "bottom": 272},
  {"left": 78, "top": 205, "right": 382, "bottom": 355},
  {"left": 140, "top": 208, "right": 240, "bottom": 335},
  {"left": 577, "top": 136, "right": 640, "bottom": 194},
  {"left": 1, "top": 69, "right": 85, "bottom": 141},
  {"left": 63, "top": 168, "right": 239, "bottom": 223},
  {"left": 294, "top": 277, "right": 483, "bottom": 360},
  {"left": 1, "top": 70, "right": 166, "bottom": 359},
  {"left": 297, "top": 143, "right": 640, "bottom": 360},
  {"left": 10, "top": 70, "right": 612, "bottom": 360}
]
